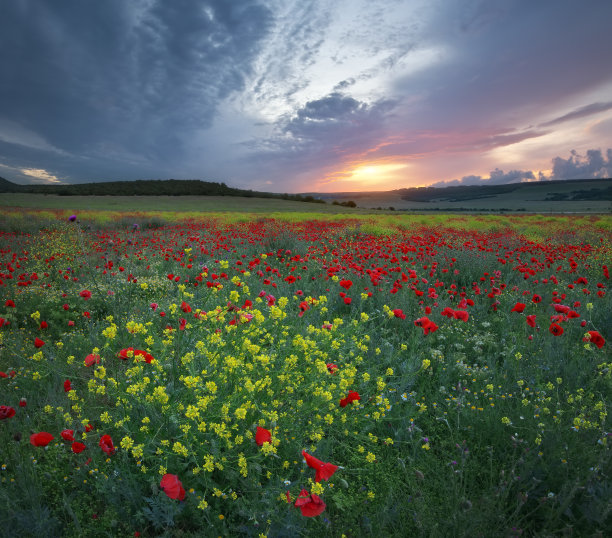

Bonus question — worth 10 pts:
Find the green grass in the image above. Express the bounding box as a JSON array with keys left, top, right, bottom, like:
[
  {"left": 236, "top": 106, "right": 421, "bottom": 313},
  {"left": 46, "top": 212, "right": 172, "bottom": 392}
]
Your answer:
[{"left": 0, "top": 211, "right": 610, "bottom": 537}]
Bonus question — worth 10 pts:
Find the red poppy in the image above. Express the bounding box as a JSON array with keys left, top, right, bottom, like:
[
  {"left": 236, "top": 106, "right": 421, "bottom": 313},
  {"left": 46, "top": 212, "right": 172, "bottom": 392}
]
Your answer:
[
  {"left": 64, "top": 379, "right": 72, "bottom": 392},
  {"left": 294, "top": 488, "right": 326, "bottom": 517},
  {"left": 392, "top": 309, "right": 406, "bottom": 319},
  {"left": 0, "top": 405, "right": 16, "bottom": 420},
  {"left": 549, "top": 323, "right": 564, "bottom": 336},
  {"left": 326, "top": 363, "right": 338, "bottom": 374},
  {"left": 339, "top": 279, "right": 353, "bottom": 290},
  {"left": 85, "top": 423, "right": 94, "bottom": 432},
  {"left": 5, "top": 299, "right": 15, "bottom": 308},
  {"left": 19, "top": 398, "right": 27, "bottom": 407},
  {"left": 61, "top": 429, "right": 75, "bottom": 441},
  {"left": 453, "top": 310, "right": 469, "bottom": 322},
  {"left": 84, "top": 353, "right": 101, "bottom": 367},
  {"left": 79, "top": 290, "right": 92, "bottom": 300},
  {"left": 160, "top": 473, "right": 185, "bottom": 501},
  {"left": 34, "top": 337, "right": 45, "bottom": 348},
  {"left": 180, "top": 301, "right": 191, "bottom": 313},
  {"left": 339, "top": 390, "right": 360, "bottom": 408},
  {"left": 526, "top": 315, "right": 537, "bottom": 328},
  {"left": 532, "top": 294, "right": 542, "bottom": 303},
  {"left": 30, "top": 432, "right": 54, "bottom": 447},
  {"left": 414, "top": 317, "right": 438, "bottom": 335},
  {"left": 255, "top": 426, "right": 272, "bottom": 446},
  {"left": 39, "top": 320, "right": 48, "bottom": 329},
  {"left": 99, "top": 434, "right": 115, "bottom": 455},
  {"left": 302, "top": 450, "right": 339, "bottom": 482},
  {"left": 0, "top": 371, "right": 7, "bottom": 378},
  {"left": 71, "top": 441, "right": 86, "bottom": 454},
  {"left": 118, "top": 348, "right": 154, "bottom": 363},
  {"left": 584, "top": 331, "right": 605, "bottom": 349},
  {"left": 511, "top": 302, "right": 526, "bottom": 313}
]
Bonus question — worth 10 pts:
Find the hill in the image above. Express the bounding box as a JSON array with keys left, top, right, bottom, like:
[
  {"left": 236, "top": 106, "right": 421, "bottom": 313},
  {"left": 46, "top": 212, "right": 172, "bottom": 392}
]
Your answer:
[{"left": 0, "top": 177, "right": 325, "bottom": 204}]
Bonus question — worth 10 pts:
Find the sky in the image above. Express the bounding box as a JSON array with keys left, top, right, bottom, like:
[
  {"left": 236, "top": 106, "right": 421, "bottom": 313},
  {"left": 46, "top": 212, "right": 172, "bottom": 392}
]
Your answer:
[{"left": 1, "top": 0, "right": 612, "bottom": 193}]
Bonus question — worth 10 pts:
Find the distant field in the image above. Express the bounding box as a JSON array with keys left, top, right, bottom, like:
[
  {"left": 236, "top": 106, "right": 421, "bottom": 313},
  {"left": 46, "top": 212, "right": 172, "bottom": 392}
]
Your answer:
[
  {"left": 0, "top": 193, "right": 368, "bottom": 214},
  {"left": 1, "top": 186, "right": 610, "bottom": 214}
]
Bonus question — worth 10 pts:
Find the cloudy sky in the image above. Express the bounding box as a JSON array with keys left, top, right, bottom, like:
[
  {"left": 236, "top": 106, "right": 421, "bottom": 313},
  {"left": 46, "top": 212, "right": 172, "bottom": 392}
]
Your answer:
[{"left": 1, "top": 0, "right": 612, "bottom": 192}]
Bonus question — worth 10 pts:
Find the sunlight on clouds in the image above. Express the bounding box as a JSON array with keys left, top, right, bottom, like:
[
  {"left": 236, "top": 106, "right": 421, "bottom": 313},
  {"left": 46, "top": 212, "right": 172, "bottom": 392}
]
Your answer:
[
  {"left": 321, "top": 162, "right": 409, "bottom": 191},
  {"left": 20, "top": 168, "right": 61, "bottom": 183}
]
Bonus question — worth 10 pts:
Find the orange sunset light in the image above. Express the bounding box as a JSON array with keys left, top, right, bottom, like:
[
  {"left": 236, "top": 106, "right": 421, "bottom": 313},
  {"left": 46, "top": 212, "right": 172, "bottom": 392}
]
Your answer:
[{"left": 323, "top": 162, "right": 411, "bottom": 191}]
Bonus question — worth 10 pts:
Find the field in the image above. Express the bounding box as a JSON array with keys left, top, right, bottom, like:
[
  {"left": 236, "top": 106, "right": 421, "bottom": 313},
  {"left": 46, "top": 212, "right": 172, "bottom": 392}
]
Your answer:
[{"left": 0, "top": 206, "right": 610, "bottom": 537}]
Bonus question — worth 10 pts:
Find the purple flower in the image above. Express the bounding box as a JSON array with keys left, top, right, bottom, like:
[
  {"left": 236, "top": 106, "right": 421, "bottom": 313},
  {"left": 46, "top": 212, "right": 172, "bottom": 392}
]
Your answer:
[{"left": 68, "top": 215, "right": 77, "bottom": 222}]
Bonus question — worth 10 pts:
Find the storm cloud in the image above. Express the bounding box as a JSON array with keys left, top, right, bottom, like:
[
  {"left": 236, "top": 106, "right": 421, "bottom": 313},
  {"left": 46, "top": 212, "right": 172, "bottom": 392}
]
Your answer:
[{"left": 0, "top": 0, "right": 611, "bottom": 190}]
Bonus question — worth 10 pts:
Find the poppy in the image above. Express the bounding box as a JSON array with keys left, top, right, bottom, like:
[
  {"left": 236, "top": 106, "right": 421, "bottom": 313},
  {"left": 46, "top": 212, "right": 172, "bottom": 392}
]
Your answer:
[
  {"left": 19, "top": 398, "right": 27, "bottom": 407},
  {"left": 326, "top": 363, "right": 338, "bottom": 374},
  {"left": 71, "top": 441, "right": 86, "bottom": 454},
  {"left": 64, "top": 379, "right": 72, "bottom": 392},
  {"left": 34, "top": 337, "right": 45, "bottom": 348},
  {"left": 0, "top": 405, "right": 16, "bottom": 420},
  {"left": 180, "top": 301, "right": 191, "bottom": 313},
  {"left": 99, "top": 434, "right": 115, "bottom": 455},
  {"left": 160, "top": 473, "right": 185, "bottom": 501},
  {"left": 79, "top": 290, "right": 92, "bottom": 300},
  {"left": 511, "top": 303, "right": 526, "bottom": 313},
  {"left": 453, "top": 310, "right": 469, "bottom": 322},
  {"left": 255, "top": 426, "right": 272, "bottom": 446},
  {"left": 61, "top": 429, "right": 75, "bottom": 441},
  {"left": 40, "top": 321, "right": 48, "bottom": 329},
  {"left": 549, "top": 323, "right": 564, "bottom": 336},
  {"left": 302, "top": 450, "right": 339, "bottom": 482},
  {"left": 392, "top": 309, "right": 406, "bottom": 319},
  {"left": 414, "top": 317, "right": 438, "bottom": 335},
  {"left": 5, "top": 300, "right": 15, "bottom": 308},
  {"left": 526, "top": 315, "right": 537, "bottom": 328},
  {"left": 294, "top": 488, "right": 326, "bottom": 517},
  {"left": 84, "top": 353, "right": 101, "bottom": 367},
  {"left": 339, "top": 390, "right": 360, "bottom": 408},
  {"left": 30, "top": 432, "right": 54, "bottom": 447},
  {"left": 584, "top": 331, "right": 605, "bottom": 349}
]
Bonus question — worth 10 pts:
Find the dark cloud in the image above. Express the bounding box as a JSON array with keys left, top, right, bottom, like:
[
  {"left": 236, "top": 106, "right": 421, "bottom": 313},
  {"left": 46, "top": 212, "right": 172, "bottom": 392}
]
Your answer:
[
  {"left": 394, "top": 1, "right": 612, "bottom": 131},
  {"left": 0, "top": 0, "right": 272, "bottom": 180},
  {"left": 431, "top": 168, "right": 534, "bottom": 188},
  {"left": 540, "top": 102, "right": 612, "bottom": 127},
  {"left": 431, "top": 148, "right": 612, "bottom": 187},
  {"left": 550, "top": 148, "right": 612, "bottom": 179}
]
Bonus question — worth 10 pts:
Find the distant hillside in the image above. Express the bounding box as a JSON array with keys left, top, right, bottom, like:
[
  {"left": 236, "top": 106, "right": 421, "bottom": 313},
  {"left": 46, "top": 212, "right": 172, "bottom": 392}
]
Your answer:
[
  {"left": 0, "top": 176, "right": 24, "bottom": 192},
  {"left": 0, "top": 177, "right": 326, "bottom": 204},
  {"left": 311, "top": 178, "right": 611, "bottom": 203},
  {"left": 394, "top": 178, "right": 612, "bottom": 203}
]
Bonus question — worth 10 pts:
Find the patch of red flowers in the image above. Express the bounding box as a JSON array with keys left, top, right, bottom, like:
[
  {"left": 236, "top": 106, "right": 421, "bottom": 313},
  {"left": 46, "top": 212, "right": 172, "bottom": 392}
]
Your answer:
[
  {"left": 0, "top": 405, "right": 16, "bottom": 420},
  {"left": 99, "top": 434, "right": 115, "bottom": 455},
  {"left": 160, "top": 473, "right": 185, "bottom": 501},
  {"left": 302, "top": 450, "right": 339, "bottom": 482},
  {"left": 294, "top": 488, "right": 326, "bottom": 517},
  {"left": 339, "top": 390, "right": 360, "bottom": 408},
  {"left": 30, "top": 432, "right": 54, "bottom": 447},
  {"left": 255, "top": 426, "right": 272, "bottom": 446}
]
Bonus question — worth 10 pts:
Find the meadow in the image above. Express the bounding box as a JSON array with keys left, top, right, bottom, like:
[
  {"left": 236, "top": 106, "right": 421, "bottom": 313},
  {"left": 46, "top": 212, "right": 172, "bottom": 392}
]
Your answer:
[{"left": 0, "top": 206, "right": 610, "bottom": 537}]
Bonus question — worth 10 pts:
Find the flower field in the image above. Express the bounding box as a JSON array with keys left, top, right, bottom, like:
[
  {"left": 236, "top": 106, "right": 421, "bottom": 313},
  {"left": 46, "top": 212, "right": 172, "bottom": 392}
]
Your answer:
[{"left": 0, "top": 211, "right": 610, "bottom": 537}]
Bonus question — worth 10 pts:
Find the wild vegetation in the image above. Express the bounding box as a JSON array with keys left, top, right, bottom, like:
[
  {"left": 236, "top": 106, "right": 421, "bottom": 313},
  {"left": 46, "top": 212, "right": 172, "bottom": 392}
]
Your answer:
[{"left": 0, "top": 209, "right": 610, "bottom": 537}]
